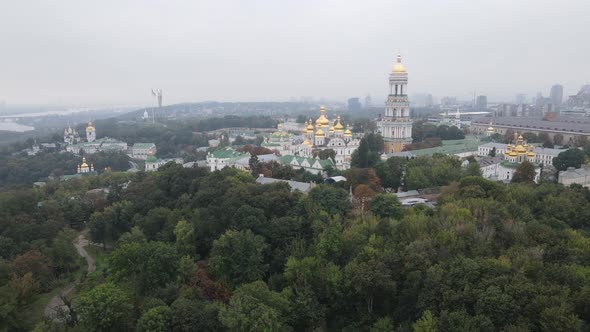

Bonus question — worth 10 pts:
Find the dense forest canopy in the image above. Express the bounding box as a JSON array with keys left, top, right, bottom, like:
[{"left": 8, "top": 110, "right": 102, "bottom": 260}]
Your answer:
[{"left": 2, "top": 159, "right": 590, "bottom": 331}]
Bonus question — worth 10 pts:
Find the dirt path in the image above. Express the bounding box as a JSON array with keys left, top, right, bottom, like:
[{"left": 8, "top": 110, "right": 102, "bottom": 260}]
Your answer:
[{"left": 44, "top": 232, "right": 95, "bottom": 319}]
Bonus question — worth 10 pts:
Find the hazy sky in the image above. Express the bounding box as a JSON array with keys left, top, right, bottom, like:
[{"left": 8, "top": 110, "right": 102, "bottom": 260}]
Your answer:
[{"left": 1, "top": 0, "right": 589, "bottom": 106}]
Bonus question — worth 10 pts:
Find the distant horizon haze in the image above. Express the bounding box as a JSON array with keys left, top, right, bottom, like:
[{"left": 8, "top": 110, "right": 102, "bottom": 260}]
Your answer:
[{"left": 1, "top": 0, "right": 589, "bottom": 108}]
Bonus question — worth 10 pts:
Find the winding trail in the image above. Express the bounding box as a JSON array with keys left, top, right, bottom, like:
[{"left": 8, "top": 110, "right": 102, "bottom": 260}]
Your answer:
[{"left": 44, "top": 231, "right": 95, "bottom": 319}]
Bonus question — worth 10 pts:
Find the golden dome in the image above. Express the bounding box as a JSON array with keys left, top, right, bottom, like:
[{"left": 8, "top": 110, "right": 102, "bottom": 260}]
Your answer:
[
  {"left": 79, "top": 157, "right": 90, "bottom": 171},
  {"left": 302, "top": 121, "right": 309, "bottom": 135},
  {"left": 315, "top": 106, "right": 330, "bottom": 127},
  {"left": 392, "top": 54, "right": 406, "bottom": 73},
  {"left": 513, "top": 134, "right": 527, "bottom": 154},
  {"left": 486, "top": 121, "right": 494, "bottom": 132},
  {"left": 334, "top": 115, "right": 344, "bottom": 131},
  {"left": 303, "top": 138, "right": 312, "bottom": 147},
  {"left": 527, "top": 145, "right": 535, "bottom": 157},
  {"left": 307, "top": 118, "right": 315, "bottom": 131},
  {"left": 86, "top": 121, "right": 95, "bottom": 131},
  {"left": 344, "top": 127, "right": 352, "bottom": 136},
  {"left": 514, "top": 144, "right": 527, "bottom": 154},
  {"left": 315, "top": 128, "right": 325, "bottom": 137},
  {"left": 329, "top": 126, "right": 335, "bottom": 133}
]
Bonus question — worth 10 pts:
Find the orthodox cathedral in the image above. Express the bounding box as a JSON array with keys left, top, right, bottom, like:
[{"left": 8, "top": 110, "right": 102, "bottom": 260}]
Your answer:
[
  {"left": 479, "top": 132, "right": 541, "bottom": 183},
  {"left": 262, "top": 106, "right": 360, "bottom": 170}
]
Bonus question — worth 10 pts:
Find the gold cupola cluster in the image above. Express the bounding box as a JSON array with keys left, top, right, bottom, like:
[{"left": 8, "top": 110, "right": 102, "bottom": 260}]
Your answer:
[
  {"left": 504, "top": 132, "right": 536, "bottom": 163},
  {"left": 77, "top": 157, "right": 94, "bottom": 174},
  {"left": 301, "top": 106, "right": 354, "bottom": 144}
]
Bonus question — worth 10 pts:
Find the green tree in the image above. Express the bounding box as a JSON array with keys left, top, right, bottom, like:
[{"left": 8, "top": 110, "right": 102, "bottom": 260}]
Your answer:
[
  {"left": 475, "top": 285, "right": 518, "bottom": 328},
  {"left": 539, "top": 306, "right": 583, "bottom": 332},
  {"left": 375, "top": 157, "right": 407, "bottom": 189},
  {"left": 464, "top": 161, "right": 482, "bottom": 177},
  {"left": 370, "top": 193, "right": 403, "bottom": 219},
  {"left": 553, "top": 148, "right": 587, "bottom": 171},
  {"left": 136, "top": 306, "right": 172, "bottom": 332},
  {"left": 352, "top": 133, "right": 384, "bottom": 168},
  {"left": 109, "top": 241, "right": 179, "bottom": 294},
  {"left": 76, "top": 283, "right": 132, "bottom": 332},
  {"left": 118, "top": 226, "right": 147, "bottom": 245},
  {"left": 413, "top": 310, "right": 437, "bottom": 332},
  {"left": 138, "top": 207, "right": 174, "bottom": 241},
  {"left": 174, "top": 220, "right": 195, "bottom": 256},
  {"left": 488, "top": 147, "right": 496, "bottom": 157},
  {"left": 345, "top": 255, "right": 396, "bottom": 314},
  {"left": 352, "top": 138, "right": 369, "bottom": 168},
  {"left": 50, "top": 228, "right": 79, "bottom": 274},
  {"left": 371, "top": 317, "right": 395, "bottom": 332},
  {"left": 219, "top": 281, "right": 291, "bottom": 332},
  {"left": 319, "top": 149, "right": 336, "bottom": 160},
  {"left": 554, "top": 133, "right": 564, "bottom": 146},
  {"left": 88, "top": 212, "right": 108, "bottom": 249},
  {"left": 170, "top": 298, "right": 221, "bottom": 332},
  {"left": 208, "top": 230, "right": 268, "bottom": 287},
  {"left": 231, "top": 205, "right": 267, "bottom": 235},
  {"left": 512, "top": 161, "right": 537, "bottom": 183},
  {"left": 305, "top": 185, "right": 351, "bottom": 216},
  {"left": 490, "top": 133, "right": 502, "bottom": 142}
]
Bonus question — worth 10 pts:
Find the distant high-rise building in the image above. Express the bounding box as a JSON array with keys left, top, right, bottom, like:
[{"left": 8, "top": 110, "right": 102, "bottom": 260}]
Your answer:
[
  {"left": 377, "top": 54, "right": 413, "bottom": 153},
  {"left": 563, "top": 84, "right": 590, "bottom": 117},
  {"left": 441, "top": 96, "right": 457, "bottom": 106},
  {"left": 550, "top": 84, "right": 563, "bottom": 108},
  {"left": 347, "top": 98, "right": 361, "bottom": 112},
  {"left": 425, "top": 94, "right": 434, "bottom": 107},
  {"left": 475, "top": 95, "right": 487, "bottom": 111},
  {"left": 515, "top": 94, "right": 527, "bottom": 105},
  {"left": 364, "top": 95, "right": 372, "bottom": 108},
  {"left": 535, "top": 92, "right": 544, "bottom": 108}
]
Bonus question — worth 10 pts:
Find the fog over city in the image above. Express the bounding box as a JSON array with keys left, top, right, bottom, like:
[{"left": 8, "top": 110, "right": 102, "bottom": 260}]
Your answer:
[{"left": 1, "top": 0, "right": 589, "bottom": 107}]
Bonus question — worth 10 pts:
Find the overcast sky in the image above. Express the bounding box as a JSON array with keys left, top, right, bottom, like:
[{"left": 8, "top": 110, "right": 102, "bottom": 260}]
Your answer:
[{"left": 1, "top": 0, "right": 589, "bottom": 107}]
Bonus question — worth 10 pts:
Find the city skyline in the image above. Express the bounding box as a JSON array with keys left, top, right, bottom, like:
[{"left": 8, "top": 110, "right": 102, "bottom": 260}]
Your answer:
[{"left": 1, "top": 0, "right": 589, "bottom": 107}]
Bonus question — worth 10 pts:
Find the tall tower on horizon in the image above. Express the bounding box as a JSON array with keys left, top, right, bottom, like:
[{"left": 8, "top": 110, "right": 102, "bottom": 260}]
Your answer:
[
  {"left": 377, "top": 54, "right": 413, "bottom": 153},
  {"left": 550, "top": 84, "right": 563, "bottom": 110}
]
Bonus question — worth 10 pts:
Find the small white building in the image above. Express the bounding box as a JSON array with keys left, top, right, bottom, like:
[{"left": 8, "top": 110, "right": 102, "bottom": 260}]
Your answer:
[
  {"left": 558, "top": 165, "right": 590, "bottom": 188},
  {"left": 145, "top": 151, "right": 183, "bottom": 172},
  {"left": 206, "top": 148, "right": 251, "bottom": 172},
  {"left": 131, "top": 143, "right": 157, "bottom": 160}
]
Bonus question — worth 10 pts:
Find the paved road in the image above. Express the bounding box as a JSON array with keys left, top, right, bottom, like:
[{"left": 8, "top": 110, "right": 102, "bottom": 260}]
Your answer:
[{"left": 44, "top": 232, "right": 95, "bottom": 320}]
